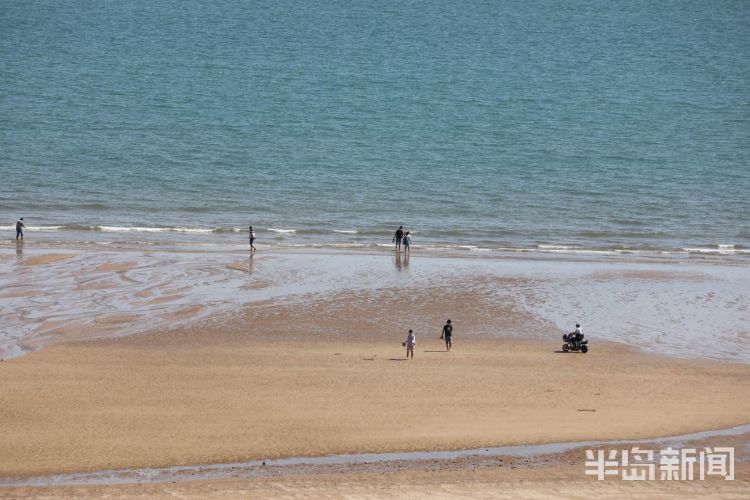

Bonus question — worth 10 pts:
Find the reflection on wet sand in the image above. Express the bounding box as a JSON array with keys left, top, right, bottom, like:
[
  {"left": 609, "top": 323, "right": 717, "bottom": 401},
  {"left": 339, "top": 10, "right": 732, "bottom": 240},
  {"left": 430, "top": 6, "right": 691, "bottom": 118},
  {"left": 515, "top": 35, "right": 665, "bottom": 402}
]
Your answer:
[
  {"left": 0, "top": 246, "right": 748, "bottom": 363},
  {"left": 393, "top": 251, "right": 410, "bottom": 271}
]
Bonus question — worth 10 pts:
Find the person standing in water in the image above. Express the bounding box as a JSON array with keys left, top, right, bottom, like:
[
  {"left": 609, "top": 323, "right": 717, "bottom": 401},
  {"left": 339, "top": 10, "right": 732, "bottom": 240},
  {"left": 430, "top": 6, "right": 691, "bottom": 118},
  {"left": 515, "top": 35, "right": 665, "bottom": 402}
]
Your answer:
[
  {"left": 440, "top": 319, "right": 453, "bottom": 351},
  {"left": 392, "top": 226, "right": 404, "bottom": 252},
  {"left": 403, "top": 231, "right": 412, "bottom": 255},
  {"left": 249, "top": 226, "right": 256, "bottom": 252},
  {"left": 15, "top": 218, "right": 25, "bottom": 240}
]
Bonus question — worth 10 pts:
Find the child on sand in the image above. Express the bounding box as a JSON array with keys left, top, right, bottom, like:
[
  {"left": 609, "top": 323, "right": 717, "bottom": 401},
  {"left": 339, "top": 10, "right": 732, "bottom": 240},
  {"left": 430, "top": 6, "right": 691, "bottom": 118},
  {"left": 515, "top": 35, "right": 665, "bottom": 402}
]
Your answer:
[{"left": 403, "top": 329, "right": 416, "bottom": 359}]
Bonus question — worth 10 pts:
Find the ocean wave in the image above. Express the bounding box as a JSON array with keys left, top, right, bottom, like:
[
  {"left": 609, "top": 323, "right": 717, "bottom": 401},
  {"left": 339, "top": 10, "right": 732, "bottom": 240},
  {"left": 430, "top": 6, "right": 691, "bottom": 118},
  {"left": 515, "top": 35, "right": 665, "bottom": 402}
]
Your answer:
[
  {"left": 3, "top": 223, "right": 748, "bottom": 259},
  {"left": 3, "top": 236, "right": 750, "bottom": 259},
  {"left": 537, "top": 244, "right": 574, "bottom": 250},
  {"left": 545, "top": 249, "right": 629, "bottom": 255},
  {"left": 0, "top": 225, "right": 65, "bottom": 231},
  {"left": 497, "top": 246, "right": 639, "bottom": 255},
  {"left": 1, "top": 224, "right": 249, "bottom": 234},
  {"left": 683, "top": 244, "right": 747, "bottom": 255},
  {"left": 98, "top": 226, "right": 215, "bottom": 233},
  {"left": 278, "top": 243, "right": 373, "bottom": 249}
]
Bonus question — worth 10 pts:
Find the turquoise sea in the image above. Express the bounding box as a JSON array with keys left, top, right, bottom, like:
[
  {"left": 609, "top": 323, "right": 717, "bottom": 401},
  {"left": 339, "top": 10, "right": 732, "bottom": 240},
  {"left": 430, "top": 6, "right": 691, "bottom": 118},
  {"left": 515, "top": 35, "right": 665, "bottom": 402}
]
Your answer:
[{"left": 2, "top": 0, "right": 749, "bottom": 255}]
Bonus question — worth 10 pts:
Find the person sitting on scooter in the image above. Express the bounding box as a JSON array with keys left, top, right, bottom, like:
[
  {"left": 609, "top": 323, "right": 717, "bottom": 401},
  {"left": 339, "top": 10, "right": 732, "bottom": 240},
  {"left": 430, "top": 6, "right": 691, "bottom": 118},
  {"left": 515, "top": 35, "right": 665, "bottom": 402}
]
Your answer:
[{"left": 573, "top": 323, "right": 584, "bottom": 345}]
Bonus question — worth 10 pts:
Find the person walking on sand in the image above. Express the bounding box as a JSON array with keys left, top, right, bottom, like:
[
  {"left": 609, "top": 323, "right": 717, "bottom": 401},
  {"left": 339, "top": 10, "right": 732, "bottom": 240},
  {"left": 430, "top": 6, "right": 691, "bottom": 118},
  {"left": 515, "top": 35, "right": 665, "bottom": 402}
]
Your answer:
[
  {"left": 392, "top": 226, "right": 404, "bottom": 252},
  {"left": 440, "top": 319, "right": 453, "bottom": 351},
  {"left": 403, "top": 329, "right": 416, "bottom": 359},
  {"left": 15, "top": 218, "right": 25, "bottom": 240},
  {"left": 248, "top": 226, "right": 256, "bottom": 252},
  {"left": 403, "top": 231, "right": 412, "bottom": 255}
]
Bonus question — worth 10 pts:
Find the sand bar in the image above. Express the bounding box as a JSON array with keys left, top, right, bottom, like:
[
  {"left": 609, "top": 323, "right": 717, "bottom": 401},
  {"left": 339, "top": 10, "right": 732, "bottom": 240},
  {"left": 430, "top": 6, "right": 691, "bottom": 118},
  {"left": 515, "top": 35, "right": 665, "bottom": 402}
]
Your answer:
[{"left": 2, "top": 327, "right": 749, "bottom": 478}]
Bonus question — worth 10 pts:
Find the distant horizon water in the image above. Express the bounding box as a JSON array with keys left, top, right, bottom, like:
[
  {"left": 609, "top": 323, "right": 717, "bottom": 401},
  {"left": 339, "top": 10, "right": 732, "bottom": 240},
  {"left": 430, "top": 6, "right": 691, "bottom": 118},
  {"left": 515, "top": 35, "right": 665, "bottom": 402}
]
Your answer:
[{"left": 2, "top": 0, "right": 749, "bottom": 256}]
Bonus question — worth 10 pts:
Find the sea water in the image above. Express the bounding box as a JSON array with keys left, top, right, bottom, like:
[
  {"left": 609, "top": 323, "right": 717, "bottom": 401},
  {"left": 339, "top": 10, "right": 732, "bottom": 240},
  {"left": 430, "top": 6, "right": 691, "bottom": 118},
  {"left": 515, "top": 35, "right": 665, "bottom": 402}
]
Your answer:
[{"left": 1, "top": 0, "right": 749, "bottom": 255}]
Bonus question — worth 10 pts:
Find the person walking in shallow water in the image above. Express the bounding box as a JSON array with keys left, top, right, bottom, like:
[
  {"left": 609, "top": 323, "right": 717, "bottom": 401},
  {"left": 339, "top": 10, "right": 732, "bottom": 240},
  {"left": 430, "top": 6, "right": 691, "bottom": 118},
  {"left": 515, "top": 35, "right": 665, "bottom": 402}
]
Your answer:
[
  {"left": 248, "top": 226, "right": 256, "bottom": 252},
  {"left": 392, "top": 226, "right": 404, "bottom": 252},
  {"left": 403, "top": 231, "right": 411, "bottom": 256},
  {"left": 15, "top": 218, "right": 25, "bottom": 240},
  {"left": 440, "top": 319, "right": 453, "bottom": 351}
]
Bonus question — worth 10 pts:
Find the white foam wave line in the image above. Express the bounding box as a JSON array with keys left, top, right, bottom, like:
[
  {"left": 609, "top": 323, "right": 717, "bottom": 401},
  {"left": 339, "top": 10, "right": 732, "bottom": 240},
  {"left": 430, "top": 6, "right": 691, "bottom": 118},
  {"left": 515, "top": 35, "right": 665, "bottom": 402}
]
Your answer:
[
  {"left": 258, "top": 242, "right": 741, "bottom": 256},
  {"left": 0, "top": 225, "right": 65, "bottom": 231},
  {"left": 333, "top": 230, "right": 358, "bottom": 234},
  {"left": 550, "top": 249, "right": 622, "bottom": 255},
  {"left": 684, "top": 247, "right": 748, "bottom": 254},
  {"left": 267, "top": 228, "right": 296, "bottom": 234},
  {"left": 495, "top": 246, "right": 638, "bottom": 255},
  {"left": 98, "top": 226, "right": 214, "bottom": 233},
  {"left": 278, "top": 243, "right": 372, "bottom": 249},
  {"left": 537, "top": 245, "right": 575, "bottom": 250}
]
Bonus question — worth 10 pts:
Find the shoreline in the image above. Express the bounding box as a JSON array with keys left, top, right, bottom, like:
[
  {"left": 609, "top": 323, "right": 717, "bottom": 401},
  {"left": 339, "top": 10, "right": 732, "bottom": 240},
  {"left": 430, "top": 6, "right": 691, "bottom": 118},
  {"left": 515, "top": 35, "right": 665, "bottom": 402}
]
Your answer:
[{"left": 4, "top": 234, "right": 750, "bottom": 263}]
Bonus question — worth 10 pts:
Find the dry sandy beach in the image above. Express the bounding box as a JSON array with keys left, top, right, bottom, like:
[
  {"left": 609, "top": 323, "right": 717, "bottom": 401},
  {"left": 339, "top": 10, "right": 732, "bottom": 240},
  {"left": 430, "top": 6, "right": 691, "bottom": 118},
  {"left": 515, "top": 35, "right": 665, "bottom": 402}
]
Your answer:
[{"left": 1, "top": 248, "right": 749, "bottom": 498}]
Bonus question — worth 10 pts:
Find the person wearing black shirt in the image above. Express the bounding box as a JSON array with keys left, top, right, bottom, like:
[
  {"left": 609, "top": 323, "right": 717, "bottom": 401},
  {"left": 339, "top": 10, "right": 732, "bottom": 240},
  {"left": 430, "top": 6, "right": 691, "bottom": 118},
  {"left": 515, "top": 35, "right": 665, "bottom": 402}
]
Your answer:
[
  {"left": 15, "top": 218, "right": 25, "bottom": 240},
  {"left": 440, "top": 319, "right": 453, "bottom": 351},
  {"left": 392, "top": 226, "right": 404, "bottom": 252}
]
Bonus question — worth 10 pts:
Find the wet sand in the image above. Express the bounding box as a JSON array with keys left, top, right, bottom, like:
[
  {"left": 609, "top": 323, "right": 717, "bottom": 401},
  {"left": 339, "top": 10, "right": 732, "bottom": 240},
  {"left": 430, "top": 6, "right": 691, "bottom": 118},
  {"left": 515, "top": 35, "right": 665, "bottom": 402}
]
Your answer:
[
  {"left": 3, "top": 462, "right": 748, "bottom": 499},
  {"left": 2, "top": 246, "right": 749, "bottom": 362},
  {"left": 18, "top": 253, "right": 77, "bottom": 266}
]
